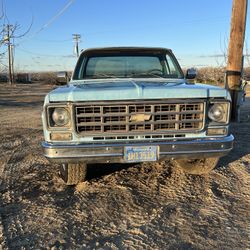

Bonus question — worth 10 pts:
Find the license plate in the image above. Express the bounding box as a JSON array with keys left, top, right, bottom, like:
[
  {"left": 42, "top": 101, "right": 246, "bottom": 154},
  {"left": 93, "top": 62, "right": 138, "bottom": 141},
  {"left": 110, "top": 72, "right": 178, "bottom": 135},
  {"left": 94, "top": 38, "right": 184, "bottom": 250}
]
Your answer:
[{"left": 124, "top": 146, "right": 158, "bottom": 163}]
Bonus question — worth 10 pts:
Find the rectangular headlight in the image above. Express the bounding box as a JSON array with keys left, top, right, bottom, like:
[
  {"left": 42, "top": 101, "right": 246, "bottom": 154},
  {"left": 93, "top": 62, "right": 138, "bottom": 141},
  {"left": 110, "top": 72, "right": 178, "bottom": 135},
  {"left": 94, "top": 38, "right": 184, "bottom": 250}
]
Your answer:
[
  {"left": 46, "top": 105, "right": 72, "bottom": 129},
  {"left": 208, "top": 101, "right": 230, "bottom": 124}
]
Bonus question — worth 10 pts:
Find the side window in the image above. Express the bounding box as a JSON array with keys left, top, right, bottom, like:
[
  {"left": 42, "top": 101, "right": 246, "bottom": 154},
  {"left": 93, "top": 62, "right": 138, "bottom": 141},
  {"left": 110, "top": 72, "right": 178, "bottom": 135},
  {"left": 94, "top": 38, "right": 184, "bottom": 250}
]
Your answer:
[
  {"left": 74, "top": 56, "right": 87, "bottom": 79},
  {"left": 166, "top": 54, "right": 179, "bottom": 77}
]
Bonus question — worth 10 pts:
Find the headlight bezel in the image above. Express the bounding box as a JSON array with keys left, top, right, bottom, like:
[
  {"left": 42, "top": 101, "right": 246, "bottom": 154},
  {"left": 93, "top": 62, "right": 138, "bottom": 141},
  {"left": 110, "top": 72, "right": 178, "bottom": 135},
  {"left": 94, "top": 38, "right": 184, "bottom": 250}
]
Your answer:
[
  {"left": 46, "top": 105, "right": 72, "bottom": 130},
  {"left": 208, "top": 100, "right": 230, "bottom": 125}
]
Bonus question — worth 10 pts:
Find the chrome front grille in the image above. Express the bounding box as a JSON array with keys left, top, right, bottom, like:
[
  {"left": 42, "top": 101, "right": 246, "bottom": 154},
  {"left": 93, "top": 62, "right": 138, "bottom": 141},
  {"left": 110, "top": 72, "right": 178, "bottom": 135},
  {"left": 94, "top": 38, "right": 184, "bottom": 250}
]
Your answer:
[{"left": 75, "top": 102, "right": 205, "bottom": 135}]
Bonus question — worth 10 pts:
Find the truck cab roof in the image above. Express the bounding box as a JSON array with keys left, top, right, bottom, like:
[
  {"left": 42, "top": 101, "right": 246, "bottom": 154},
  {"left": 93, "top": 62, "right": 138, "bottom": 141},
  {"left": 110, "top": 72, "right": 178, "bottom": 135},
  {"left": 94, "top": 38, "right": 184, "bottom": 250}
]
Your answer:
[{"left": 81, "top": 47, "right": 172, "bottom": 56}]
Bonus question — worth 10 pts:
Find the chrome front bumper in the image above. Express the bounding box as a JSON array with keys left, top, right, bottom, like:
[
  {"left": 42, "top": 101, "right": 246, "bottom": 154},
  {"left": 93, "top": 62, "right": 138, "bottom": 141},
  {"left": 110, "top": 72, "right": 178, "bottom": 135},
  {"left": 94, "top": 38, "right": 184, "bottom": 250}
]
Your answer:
[{"left": 42, "top": 135, "right": 234, "bottom": 164}]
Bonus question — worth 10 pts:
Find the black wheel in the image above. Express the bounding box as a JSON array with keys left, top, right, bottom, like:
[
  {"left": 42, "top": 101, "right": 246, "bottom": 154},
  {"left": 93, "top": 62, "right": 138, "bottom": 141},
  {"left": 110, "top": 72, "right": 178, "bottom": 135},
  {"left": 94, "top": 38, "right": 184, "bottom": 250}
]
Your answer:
[
  {"left": 60, "top": 163, "right": 87, "bottom": 185},
  {"left": 173, "top": 157, "right": 219, "bottom": 175}
]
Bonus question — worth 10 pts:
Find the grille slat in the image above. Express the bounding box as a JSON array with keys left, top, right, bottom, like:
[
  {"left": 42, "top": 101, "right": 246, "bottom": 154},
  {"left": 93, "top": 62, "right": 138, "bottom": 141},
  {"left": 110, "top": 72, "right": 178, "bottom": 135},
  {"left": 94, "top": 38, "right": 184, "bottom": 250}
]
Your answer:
[
  {"left": 76, "top": 110, "right": 203, "bottom": 118},
  {"left": 75, "top": 102, "right": 204, "bottom": 135}
]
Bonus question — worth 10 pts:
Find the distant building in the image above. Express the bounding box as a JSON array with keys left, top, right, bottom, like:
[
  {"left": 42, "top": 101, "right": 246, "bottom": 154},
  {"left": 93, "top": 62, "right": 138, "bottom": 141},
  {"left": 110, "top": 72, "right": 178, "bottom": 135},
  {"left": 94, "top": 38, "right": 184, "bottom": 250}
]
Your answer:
[
  {"left": 16, "top": 73, "right": 32, "bottom": 83},
  {"left": 0, "top": 73, "right": 8, "bottom": 83}
]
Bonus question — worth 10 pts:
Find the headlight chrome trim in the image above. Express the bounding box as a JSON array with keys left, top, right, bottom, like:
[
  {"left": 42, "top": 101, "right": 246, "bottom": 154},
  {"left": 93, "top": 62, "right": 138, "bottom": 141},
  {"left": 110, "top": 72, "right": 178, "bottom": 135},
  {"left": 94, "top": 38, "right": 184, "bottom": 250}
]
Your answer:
[{"left": 46, "top": 104, "right": 72, "bottom": 130}]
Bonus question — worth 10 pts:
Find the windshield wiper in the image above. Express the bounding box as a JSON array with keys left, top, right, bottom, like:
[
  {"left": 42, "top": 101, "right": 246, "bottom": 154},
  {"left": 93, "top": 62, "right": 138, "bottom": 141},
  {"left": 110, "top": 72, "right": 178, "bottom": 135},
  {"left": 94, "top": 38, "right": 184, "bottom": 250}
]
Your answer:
[
  {"left": 85, "top": 72, "right": 167, "bottom": 80},
  {"left": 127, "top": 72, "right": 165, "bottom": 79},
  {"left": 86, "top": 73, "right": 119, "bottom": 79}
]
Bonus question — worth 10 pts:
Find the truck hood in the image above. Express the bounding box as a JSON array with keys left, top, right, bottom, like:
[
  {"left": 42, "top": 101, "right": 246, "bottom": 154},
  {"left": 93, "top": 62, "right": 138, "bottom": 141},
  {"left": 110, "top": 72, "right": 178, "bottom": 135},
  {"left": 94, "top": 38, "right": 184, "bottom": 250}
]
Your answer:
[{"left": 48, "top": 79, "right": 230, "bottom": 102}]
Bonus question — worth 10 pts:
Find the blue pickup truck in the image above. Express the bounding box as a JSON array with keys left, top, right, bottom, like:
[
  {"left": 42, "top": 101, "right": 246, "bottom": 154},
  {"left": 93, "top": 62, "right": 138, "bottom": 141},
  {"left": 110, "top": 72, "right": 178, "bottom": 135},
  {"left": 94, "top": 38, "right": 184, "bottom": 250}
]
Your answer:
[{"left": 42, "top": 47, "right": 234, "bottom": 185}]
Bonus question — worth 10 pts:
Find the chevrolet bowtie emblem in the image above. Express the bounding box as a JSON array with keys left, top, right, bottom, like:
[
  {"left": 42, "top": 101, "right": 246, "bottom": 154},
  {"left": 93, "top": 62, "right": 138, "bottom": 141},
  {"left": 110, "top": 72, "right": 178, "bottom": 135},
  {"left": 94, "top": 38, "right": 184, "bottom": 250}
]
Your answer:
[{"left": 130, "top": 114, "right": 152, "bottom": 122}]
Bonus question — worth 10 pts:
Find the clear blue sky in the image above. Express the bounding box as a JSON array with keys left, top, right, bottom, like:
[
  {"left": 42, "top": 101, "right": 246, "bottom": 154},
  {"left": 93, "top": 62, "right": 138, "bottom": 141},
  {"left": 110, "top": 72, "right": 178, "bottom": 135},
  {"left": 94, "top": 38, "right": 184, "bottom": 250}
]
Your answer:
[{"left": 1, "top": 0, "right": 250, "bottom": 72}]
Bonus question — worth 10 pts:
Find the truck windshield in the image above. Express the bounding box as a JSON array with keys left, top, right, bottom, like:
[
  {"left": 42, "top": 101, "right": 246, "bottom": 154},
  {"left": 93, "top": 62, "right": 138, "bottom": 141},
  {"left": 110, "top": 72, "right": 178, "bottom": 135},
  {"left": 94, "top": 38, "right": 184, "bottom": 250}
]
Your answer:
[{"left": 75, "top": 53, "right": 183, "bottom": 79}]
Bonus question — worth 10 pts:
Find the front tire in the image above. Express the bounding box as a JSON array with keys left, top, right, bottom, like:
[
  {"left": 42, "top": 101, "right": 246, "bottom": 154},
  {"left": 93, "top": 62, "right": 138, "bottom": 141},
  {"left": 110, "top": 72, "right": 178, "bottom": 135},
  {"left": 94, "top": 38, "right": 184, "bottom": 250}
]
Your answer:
[
  {"left": 60, "top": 163, "right": 87, "bottom": 185},
  {"left": 173, "top": 157, "right": 219, "bottom": 175}
]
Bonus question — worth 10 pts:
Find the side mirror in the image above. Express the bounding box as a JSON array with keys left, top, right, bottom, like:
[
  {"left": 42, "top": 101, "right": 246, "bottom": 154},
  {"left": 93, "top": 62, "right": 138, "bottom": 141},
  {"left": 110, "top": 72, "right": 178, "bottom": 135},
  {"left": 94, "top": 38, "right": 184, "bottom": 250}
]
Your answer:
[
  {"left": 186, "top": 68, "right": 197, "bottom": 79},
  {"left": 57, "top": 71, "right": 69, "bottom": 84}
]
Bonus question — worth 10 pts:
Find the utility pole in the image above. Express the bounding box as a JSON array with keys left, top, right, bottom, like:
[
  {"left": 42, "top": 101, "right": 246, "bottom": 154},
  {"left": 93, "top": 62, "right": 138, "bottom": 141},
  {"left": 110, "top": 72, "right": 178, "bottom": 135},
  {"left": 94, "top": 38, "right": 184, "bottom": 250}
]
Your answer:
[
  {"left": 72, "top": 34, "right": 81, "bottom": 57},
  {"left": 226, "top": 0, "right": 248, "bottom": 121},
  {"left": 5, "top": 24, "right": 14, "bottom": 85},
  {"left": 10, "top": 44, "right": 15, "bottom": 82}
]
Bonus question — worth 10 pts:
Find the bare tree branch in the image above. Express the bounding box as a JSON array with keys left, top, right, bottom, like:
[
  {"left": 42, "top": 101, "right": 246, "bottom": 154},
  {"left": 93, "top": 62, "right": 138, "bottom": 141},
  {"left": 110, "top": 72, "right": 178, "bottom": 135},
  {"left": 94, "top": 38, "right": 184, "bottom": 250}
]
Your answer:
[
  {"left": 13, "top": 16, "right": 34, "bottom": 39},
  {"left": 0, "top": 0, "right": 4, "bottom": 19}
]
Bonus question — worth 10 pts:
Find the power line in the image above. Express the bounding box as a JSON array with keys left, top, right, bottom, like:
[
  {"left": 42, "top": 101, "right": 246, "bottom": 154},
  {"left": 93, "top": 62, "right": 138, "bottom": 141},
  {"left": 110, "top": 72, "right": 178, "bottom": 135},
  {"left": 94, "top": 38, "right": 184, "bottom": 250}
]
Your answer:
[
  {"left": 35, "top": 0, "right": 75, "bottom": 35},
  {"left": 0, "top": 0, "right": 4, "bottom": 19},
  {"left": 33, "top": 37, "right": 72, "bottom": 43},
  {"left": 19, "top": 0, "right": 75, "bottom": 44},
  {"left": 1, "top": 0, "right": 9, "bottom": 25},
  {"left": 18, "top": 46, "right": 74, "bottom": 58}
]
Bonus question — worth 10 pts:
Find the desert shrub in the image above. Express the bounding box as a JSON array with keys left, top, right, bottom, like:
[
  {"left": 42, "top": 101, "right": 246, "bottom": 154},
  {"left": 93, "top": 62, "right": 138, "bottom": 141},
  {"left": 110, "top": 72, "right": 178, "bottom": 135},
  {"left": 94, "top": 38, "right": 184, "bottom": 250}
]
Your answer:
[
  {"left": 243, "top": 67, "right": 250, "bottom": 80},
  {"left": 30, "top": 71, "right": 72, "bottom": 85},
  {"left": 31, "top": 72, "right": 58, "bottom": 84},
  {"left": 196, "top": 67, "right": 225, "bottom": 85},
  {"left": 194, "top": 66, "right": 250, "bottom": 84}
]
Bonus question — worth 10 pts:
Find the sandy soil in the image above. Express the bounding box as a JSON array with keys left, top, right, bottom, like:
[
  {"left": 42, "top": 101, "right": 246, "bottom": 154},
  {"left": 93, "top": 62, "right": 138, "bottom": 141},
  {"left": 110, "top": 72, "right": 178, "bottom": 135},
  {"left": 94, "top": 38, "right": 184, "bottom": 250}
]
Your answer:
[{"left": 0, "top": 83, "right": 249, "bottom": 249}]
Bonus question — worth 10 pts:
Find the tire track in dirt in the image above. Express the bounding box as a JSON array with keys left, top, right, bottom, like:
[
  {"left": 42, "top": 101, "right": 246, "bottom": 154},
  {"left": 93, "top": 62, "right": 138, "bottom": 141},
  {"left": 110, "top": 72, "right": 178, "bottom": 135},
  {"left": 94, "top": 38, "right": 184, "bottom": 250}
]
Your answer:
[
  {"left": 0, "top": 132, "right": 25, "bottom": 249},
  {"left": 71, "top": 157, "right": 249, "bottom": 249},
  {"left": 71, "top": 162, "right": 186, "bottom": 249},
  {"left": 0, "top": 132, "right": 29, "bottom": 249},
  {"left": 0, "top": 218, "right": 7, "bottom": 250},
  {"left": 0, "top": 128, "right": 48, "bottom": 249},
  {"left": 121, "top": 166, "right": 206, "bottom": 249}
]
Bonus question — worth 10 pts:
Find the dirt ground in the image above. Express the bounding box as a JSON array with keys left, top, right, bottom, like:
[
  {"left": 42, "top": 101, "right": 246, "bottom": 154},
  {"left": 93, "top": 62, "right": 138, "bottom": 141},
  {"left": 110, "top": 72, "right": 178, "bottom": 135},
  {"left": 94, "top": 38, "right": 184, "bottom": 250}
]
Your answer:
[{"left": 0, "top": 82, "right": 249, "bottom": 250}]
